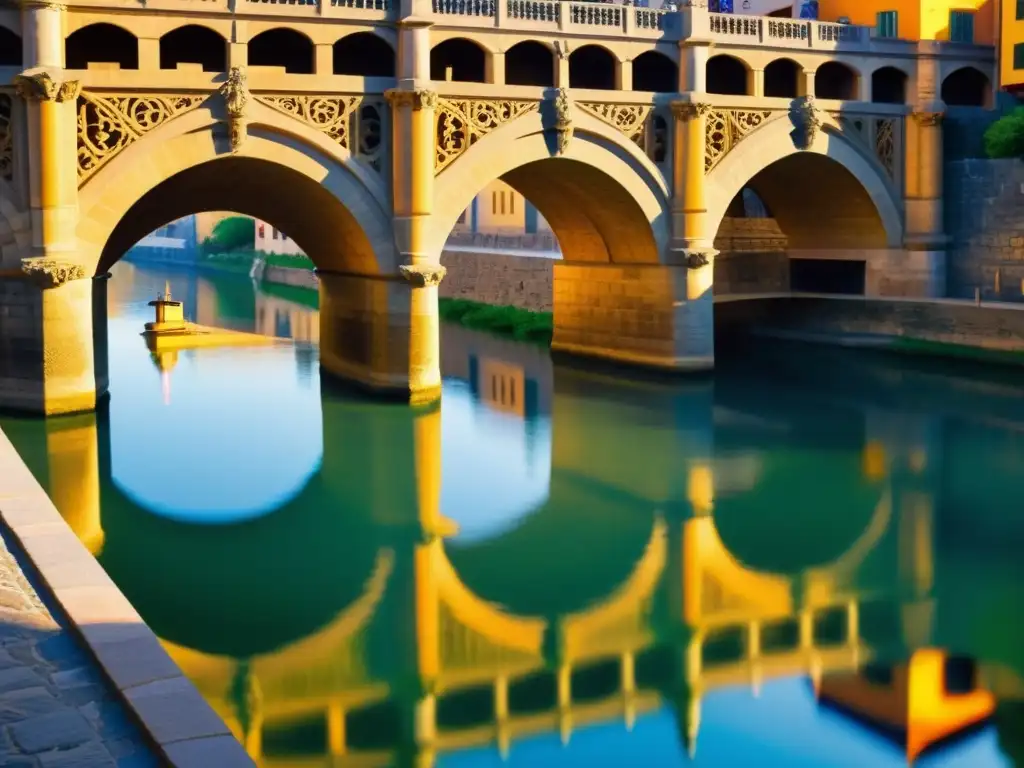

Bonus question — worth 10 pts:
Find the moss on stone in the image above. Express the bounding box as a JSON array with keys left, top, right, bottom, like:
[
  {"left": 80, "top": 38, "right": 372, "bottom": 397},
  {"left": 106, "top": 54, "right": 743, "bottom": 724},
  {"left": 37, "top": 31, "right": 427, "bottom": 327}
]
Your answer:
[{"left": 438, "top": 298, "right": 552, "bottom": 346}]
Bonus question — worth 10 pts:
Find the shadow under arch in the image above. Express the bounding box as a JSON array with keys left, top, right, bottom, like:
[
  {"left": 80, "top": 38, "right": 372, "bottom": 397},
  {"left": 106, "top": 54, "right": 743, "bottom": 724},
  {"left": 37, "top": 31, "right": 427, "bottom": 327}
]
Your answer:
[
  {"left": 77, "top": 101, "right": 396, "bottom": 277},
  {"left": 431, "top": 105, "right": 671, "bottom": 264},
  {"left": 705, "top": 113, "right": 903, "bottom": 249}
]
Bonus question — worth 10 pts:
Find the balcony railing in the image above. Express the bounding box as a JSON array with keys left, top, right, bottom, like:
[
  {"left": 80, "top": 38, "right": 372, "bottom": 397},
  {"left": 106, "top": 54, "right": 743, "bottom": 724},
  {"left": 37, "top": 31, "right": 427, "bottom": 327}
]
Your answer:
[{"left": 708, "top": 12, "right": 871, "bottom": 50}]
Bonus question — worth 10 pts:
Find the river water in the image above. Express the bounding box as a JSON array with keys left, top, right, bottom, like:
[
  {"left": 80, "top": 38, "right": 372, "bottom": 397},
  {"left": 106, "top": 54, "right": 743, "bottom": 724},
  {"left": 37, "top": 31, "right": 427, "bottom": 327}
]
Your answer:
[{"left": 2, "top": 259, "right": 1022, "bottom": 767}]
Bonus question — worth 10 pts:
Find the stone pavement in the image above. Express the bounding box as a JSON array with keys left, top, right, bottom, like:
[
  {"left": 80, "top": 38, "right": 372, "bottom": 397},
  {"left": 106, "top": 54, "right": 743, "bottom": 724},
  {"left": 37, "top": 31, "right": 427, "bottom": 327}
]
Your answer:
[{"left": 0, "top": 525, "right": 162, "bottom": 768}]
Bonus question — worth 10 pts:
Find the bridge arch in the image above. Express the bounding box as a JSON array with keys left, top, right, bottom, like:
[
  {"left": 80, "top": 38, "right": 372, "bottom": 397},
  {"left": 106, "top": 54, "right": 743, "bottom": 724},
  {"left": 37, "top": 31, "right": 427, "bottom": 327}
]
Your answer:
[
  {"left": 707, "top": 53, "right": 750, "bottom": 96},
  {"left": 871, "top": 65, "right": 908, "bottom": 104},
  {"left": 941, "top": 65, "right": 991, "bottom": 107},
  {"left": 814, "top": 60, "right": 859, "bottom": 101},
  {"left": 77, "top": 101, "right": 396, "bottom": 276},
  {"left": 249, "top": 27, "right": 315, "bottom": 74},
  {"left": 764, "top": 57, "right": 800, "bottom": 98},
  {"left": 431, "top": 36, "right": 489, "bottom": 83},
  {"left": 0, "top": 25, "right": 21, "bottom": 66},
  {"left": 505, "top": 40, "right": 555, "bottom": 87},
  {"left": 705, "top": 113, "right": 903, "bottom": 249},
  {"left": 632, "top": 50, "right": 677, "bottom": 93},
  {"left": 332, "top": 30, "right": 395, "bottom": 77},
  {"left": 430, "top": 105, "right": 670, "bottom": 263},
  {"left": 569, "top": 44, "right": 618, "bottom": 90},
  {"left": 158, "top": 24, "right": 227, "bottom": 72},
  {"left": 65, "top": 22, "right": 139, "bottom": 70}
]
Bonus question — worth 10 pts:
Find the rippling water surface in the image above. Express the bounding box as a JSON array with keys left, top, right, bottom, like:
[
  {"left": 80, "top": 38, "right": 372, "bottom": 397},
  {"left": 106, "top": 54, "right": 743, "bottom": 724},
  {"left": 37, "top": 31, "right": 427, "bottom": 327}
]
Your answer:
[{"left": 2, "top": 259, "right": 1022, "bottom": 767}]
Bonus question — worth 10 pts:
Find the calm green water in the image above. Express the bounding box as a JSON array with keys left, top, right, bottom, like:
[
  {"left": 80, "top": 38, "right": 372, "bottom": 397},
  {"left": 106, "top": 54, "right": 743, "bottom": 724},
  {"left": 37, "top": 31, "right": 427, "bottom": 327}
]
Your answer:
[{"left": 2, "top": 260, "right": 1024, "bottom": 768}]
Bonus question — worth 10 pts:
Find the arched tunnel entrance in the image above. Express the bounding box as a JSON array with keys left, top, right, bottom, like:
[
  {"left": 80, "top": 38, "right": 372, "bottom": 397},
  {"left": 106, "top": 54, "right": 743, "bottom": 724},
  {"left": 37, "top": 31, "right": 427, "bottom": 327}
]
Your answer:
[{"left": 711, "top": 152, "right": 890, "bottom": 298}]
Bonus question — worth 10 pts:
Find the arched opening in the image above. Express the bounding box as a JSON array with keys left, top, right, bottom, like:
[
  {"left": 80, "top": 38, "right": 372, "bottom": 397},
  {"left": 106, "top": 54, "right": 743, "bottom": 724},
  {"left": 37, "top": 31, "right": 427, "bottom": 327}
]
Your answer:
[
  {"left": 96, "top": 156, "right": 380, "bottom": 276},
  {"left": 66, "top": 23, "right": 139, "bottom": 70},
  {"left": 707, "top": 55, "right": 749, "bottom": 96},
  {"left": 430, "top": 38, "right": 486, "bottom": 83},
  {"left": 249, "top": 28, "right": 315, "bottom": 75},
  {"left": 632, "top": 51, "right": 677, "bottom": 93},
  {"left": 0, "top": 27, "right": 22, "bottom": 67},
  {"left": 568, "top": 45, "right": 616, "bottom": 90},
  {"left": 712, "top": 153, "right": 889, "bottom": 297},
  {"left": 871, "top": 66, "right": 907, "bottom": 104},
  {"left": 159, "top": 25, "right": 227, "bottom": 72},
  {"left": 764, "top": 58, "right": 800, "bottom": 98},
  {"left": 332, "top": 31, "right": 395, "bottom": 77},
  {"left": 942, "top": 66, "right": 990, "bottom": 107},
  {"left": 505, "top": 41, "right": 554, "bottom": 87},
  {"left": 814, "top": 62, "right": 858, "bottom": 101}
]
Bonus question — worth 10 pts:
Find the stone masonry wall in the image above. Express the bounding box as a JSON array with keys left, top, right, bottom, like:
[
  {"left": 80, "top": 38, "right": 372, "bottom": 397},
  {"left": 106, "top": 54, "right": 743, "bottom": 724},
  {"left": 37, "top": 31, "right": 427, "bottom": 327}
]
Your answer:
[
  {"left": 440, "top": 249, "right": 555, "bottom": 312},
  {"left": 717, "top": 296, "right": 1024, "bottom": 353},
  {"left": 945, "top": 158, "right": 1024, "bottom": 302},
  {"left": 0, "top": 276, "right": 44, "bottom": 412}
]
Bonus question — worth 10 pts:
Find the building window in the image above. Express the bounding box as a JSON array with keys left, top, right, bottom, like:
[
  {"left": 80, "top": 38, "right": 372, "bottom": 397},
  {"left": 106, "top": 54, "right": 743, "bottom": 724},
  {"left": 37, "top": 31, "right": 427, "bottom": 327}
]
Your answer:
[
  {"left": 257, "top": 223, "right": 265, "bottom": 238},
  {"left": 492, "top": 191, "right": 498, "bottom": 214},
  {"left": 1018, "top": 0, "right": 1024, "bottom": 21},
  {"left": 509, "top": 193, "right": 515, "bottom": 216},
  {"left": 1015, "top": 43, "right": 1024, "bottom": 70},
  {"left": 875, "top": 11, "right": 898, "bottom": 39},
  {"left": 949, "top": 11, "right": 974, "bottom": 43}
]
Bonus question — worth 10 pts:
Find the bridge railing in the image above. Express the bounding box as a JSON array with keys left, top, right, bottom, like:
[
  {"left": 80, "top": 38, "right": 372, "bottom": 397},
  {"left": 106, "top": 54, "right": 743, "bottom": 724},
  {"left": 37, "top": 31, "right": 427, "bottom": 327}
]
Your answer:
[
  {"left": 427, "top": 0, "right": 672, "bottom": 38},
  {"left": 707, "top": 11, "right": 873, "bottom": 51}
]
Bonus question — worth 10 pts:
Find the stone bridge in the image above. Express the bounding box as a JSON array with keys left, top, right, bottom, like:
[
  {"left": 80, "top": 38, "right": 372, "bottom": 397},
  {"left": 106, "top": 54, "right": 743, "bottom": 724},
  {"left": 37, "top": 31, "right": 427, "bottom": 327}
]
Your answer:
[{"left": 0, "top": 0, "right": 995, "bottom": 413}]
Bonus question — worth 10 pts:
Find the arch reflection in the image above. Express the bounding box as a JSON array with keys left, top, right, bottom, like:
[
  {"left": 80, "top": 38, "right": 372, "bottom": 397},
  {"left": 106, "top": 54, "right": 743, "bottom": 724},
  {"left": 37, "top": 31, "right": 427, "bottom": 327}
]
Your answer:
[{"left": 15, "top": 329, "right": 1024, "bottom": 766}]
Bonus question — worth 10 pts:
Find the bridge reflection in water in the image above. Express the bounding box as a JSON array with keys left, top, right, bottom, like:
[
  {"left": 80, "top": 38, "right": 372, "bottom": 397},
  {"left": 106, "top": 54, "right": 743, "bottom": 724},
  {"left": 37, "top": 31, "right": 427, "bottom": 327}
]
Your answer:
[{"left": 4, "top": 277, "right": 1024, "bottom": 767}]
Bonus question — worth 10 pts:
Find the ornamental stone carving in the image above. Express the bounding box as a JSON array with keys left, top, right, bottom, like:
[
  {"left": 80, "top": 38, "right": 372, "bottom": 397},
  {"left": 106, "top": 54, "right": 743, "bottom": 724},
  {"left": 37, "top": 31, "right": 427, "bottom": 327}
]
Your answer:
[
  {"left": 385, "top": 89, "right": 438, "bottom": 111},
  {"left": 683, "top": 251, "right": 711, "bottom": 270},
  {"left": 400, "top": 263, "right": 446, "bottom": 287},
  {"left": 21, "top": 257, "right": 86, "bottom": 288},
  {"left": 14, "top": 71, "right": 80, "bottom": 103},
  {"left": 220, "top": 67, "right": 250, "bottom": 153},
  {"left": 0, "top": 94, "right": 11, "bottom": 181},
  {"left": 552, "top": 88, "right": 572, "bottom": 156},
  {"left": 788, "top": 95, "right": 822, "bottom": 151},
  {"left": 672, "top": 102, "right": 711, "bottom": 122},
  {"left": 912, "top": 112, "right": 943, "bottom": 128}
]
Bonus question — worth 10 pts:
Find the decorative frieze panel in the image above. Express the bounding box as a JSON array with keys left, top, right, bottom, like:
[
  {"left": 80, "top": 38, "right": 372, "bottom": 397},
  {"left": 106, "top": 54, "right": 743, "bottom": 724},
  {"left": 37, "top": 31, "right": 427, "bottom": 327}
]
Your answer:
[
  {"left": 0, "top": 93, "right": 11, "bottom": 182},
  {"left": 873, "top": 118, "right": 897, "bottom": 180},
  {"left": 705, "top": 109, "right": 777, "bottom": 172},
  {"left": 436, "top": 99, "right": 537, "bottom": 173},
  {"left": 77, "top": 93, "right": 207, "bottom": 184},
  {"left": 578, "top": 102, "right": 652, "bottom": 146},
  {"left": 258, "top": 95, "right": 386, "bottom": 172}
]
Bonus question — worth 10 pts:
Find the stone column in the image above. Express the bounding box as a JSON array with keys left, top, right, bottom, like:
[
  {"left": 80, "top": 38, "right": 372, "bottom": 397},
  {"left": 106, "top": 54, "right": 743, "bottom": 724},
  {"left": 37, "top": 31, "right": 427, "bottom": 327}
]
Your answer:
[
  {"left": 21, "top": 1, "right": 64, "bottom": 69},
  {"left": 902, "top": 111, "right": 947, "bottom": 297}
]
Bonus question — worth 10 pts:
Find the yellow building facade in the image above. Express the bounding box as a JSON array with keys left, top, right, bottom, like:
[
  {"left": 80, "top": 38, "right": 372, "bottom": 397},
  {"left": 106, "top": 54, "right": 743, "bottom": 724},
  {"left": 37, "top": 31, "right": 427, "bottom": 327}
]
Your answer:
[
  {"left": 1000, "top": 0, "right": 1024, "bottom": 91},
  {"left": 819, "top": 0, "right": 996, "bottom": 45}
]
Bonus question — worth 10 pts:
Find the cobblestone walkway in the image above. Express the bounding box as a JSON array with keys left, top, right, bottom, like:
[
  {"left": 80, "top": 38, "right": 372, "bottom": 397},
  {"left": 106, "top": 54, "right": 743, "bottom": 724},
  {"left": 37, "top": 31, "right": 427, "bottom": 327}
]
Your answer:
[{"left": 0, "top": 527, "right": 161, "bottom": 768}]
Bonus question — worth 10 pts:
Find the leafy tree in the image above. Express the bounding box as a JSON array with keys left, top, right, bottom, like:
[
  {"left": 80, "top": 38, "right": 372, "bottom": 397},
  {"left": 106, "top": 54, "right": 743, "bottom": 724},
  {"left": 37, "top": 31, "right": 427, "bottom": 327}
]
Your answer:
[
  {"left": 983, "top": 108, "right": 1024, "bottom": 159},
  {"left": 201, "top": 215, "right": 255, "bottom": 254}
]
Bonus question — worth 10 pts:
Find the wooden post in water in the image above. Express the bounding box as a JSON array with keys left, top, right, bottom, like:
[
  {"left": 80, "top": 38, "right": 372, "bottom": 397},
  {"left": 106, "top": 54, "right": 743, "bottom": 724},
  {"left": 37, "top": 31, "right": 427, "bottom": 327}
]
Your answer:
[
  {"left": 975, "top": 287, "right": 981, "bottom": 306},
  {"left": 995, "top": 268, "right": 1001, "bottom": 297}
]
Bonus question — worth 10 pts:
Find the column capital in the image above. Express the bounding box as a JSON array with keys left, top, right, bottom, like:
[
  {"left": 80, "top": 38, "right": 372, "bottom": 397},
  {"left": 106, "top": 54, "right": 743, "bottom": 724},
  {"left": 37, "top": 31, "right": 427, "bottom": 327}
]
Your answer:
[
  {"left": 667, "top": 248, "right": 718, "bottom": 270},
  {"left": 385, "top": 88, "right": 438, "bottom": 111},
  {"left": 21, "top": 257, "right": 87, "bottom": 288},
  {"left": 13, "top": 70, "right": 80, "bottom": 103},
  {"left": 911, "top": 112, "right": 944, "bottom": 128},
  {"left": 671, "top": 101, "right": 711, "bottom": 121},
  {"left": 400, "top": 263, "right": 446, "bottom": 287}
]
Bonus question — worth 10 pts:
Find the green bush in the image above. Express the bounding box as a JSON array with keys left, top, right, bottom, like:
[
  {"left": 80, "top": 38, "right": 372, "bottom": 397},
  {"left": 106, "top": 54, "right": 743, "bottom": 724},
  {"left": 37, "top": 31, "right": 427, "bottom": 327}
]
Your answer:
[
  {"left": 201, "top": 215, "right": 255, "bottom": 254},
  {"left": 983, "top": 108, "right": 1024, "bottom": 159},
  {"left": 438, "top": 298, "right": 553, "bottom": 346},
  {"left": 264, "top": 252, "right": 315, "bottom": 270}
]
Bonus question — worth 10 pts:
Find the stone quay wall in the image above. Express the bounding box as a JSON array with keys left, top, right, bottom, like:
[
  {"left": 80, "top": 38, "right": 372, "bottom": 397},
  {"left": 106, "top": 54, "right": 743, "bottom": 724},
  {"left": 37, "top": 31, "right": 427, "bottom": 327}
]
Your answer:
[
  {"left": 263, "top": 264, "right": 318, "bottom": 290},
  {"left": 945, "top": 158, "right": 1024, "bottom": 303},
  {"left": 440, "top": 249, "right": 556, "bottom": 312},
  {"left": 716, "top": 295, "right": 1024, "bottom": 353}
]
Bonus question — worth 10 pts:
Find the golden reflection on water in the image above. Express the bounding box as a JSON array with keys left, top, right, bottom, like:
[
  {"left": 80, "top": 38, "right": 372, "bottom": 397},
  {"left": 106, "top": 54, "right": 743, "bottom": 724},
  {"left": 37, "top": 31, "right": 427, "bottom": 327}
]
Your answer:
[{"left": 9, "top": 267, "right": 1020, "bottom": 767}]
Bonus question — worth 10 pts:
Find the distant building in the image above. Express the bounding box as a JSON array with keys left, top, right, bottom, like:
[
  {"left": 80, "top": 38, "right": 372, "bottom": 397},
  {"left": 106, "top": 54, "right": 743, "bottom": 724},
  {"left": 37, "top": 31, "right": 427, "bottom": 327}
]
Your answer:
[
  {"left": 454, "top": 179, "right": 553, "bottom": 236},
  {"left": 254, "top": 219, "right": 305, "bottom": 256},
  {"left": 817, "top": 0, "right": 995, "bottom": 46},
  {"left": 1000, "top": 1, "right": 1024, "bottom": 94}
]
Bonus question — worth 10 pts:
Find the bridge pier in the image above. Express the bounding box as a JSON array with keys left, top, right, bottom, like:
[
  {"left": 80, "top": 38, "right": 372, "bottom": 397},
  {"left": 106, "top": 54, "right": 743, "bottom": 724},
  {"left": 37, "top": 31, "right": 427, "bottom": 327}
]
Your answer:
[{"left": 901, "top": 110, "right": 948, "bottom": 299}]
